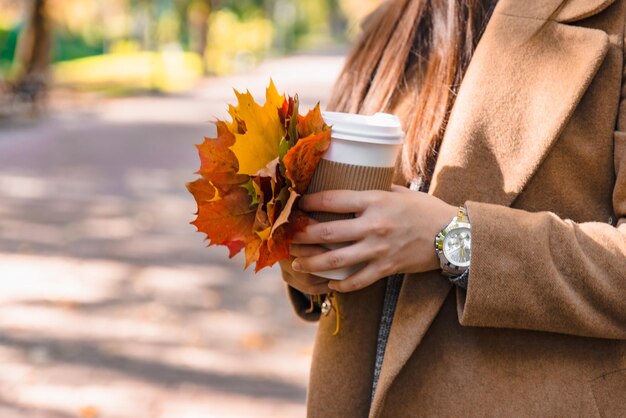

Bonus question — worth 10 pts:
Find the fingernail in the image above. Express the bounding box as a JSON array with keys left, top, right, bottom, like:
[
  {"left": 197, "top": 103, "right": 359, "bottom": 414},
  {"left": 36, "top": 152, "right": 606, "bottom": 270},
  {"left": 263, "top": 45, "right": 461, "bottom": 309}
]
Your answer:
[
  {"left": 328, "top": 282, "right": 336, "bottom": 291},
  {"left": 292, "top": 260, "right": 302, "bottom": 271}
]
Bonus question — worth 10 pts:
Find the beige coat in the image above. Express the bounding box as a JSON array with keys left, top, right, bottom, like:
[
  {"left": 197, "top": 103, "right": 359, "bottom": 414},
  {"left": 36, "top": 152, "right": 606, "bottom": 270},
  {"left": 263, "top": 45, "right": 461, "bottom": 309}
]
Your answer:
[{"left": 286, "top": 0, "right": 626, "bottom": 416}]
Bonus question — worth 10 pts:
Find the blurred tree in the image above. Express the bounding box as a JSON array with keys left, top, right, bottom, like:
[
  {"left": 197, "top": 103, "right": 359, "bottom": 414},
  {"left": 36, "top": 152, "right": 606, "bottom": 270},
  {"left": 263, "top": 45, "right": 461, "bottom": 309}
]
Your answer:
[
  {"left": 187, "top": 0, "right": 214, "bottom": 62},
  {"left": 13, "top": 0, "right": 51, "bottom": 104},
  {"left": 222, "top": 0, "right": 265, "bottom": 18},
  {"left": 173, "top": 0, "right": 191, "bottom": 46},
  {"left": 271, "top": 0, "right": 296, "bottom": 51},
  {"left": 327, "top": 0, "right": 347, "bottom": 39}
]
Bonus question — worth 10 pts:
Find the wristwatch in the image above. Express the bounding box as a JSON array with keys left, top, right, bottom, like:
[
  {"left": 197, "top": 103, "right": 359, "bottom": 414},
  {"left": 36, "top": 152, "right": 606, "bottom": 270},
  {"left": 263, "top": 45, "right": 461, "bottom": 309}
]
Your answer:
[{"left": 435, "top": 206, "right": 472, "bottom": 280}]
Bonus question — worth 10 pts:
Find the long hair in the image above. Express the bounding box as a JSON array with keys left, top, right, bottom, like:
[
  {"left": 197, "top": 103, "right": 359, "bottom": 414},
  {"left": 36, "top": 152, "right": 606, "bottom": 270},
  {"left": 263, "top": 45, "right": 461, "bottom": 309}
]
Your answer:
[{"left": 327, "top": 0, "right": 497, "bottom": 183}]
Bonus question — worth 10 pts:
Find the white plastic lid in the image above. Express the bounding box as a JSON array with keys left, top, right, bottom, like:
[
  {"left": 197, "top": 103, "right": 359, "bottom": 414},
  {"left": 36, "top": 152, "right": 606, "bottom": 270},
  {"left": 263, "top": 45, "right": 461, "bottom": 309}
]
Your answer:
[{"left": 322, "top": 111, "right": 404, "bottom": 144}]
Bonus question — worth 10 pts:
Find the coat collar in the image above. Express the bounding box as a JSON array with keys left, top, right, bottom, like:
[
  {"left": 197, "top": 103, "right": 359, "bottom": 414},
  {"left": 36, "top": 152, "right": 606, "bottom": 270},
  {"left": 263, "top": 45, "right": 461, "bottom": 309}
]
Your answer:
[
  {"left": 504, "top": 0, "right": 615, "bottom": 23},
  {"left": 369, "top": 0, "right": 611, "bottom": 416}
]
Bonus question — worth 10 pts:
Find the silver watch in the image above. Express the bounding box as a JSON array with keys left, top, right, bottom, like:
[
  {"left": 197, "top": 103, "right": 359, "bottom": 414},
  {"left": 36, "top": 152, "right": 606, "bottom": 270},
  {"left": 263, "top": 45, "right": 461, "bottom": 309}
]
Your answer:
[{"left": 434, "top": 206, "right": 471, "bottom": 277}]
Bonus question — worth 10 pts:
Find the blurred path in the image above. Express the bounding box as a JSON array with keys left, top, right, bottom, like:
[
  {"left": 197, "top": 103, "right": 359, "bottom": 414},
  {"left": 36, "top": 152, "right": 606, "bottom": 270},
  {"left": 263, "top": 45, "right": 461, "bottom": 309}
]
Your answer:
[{"left": 0, "top": 54, "right": 344, "bottom": 418}]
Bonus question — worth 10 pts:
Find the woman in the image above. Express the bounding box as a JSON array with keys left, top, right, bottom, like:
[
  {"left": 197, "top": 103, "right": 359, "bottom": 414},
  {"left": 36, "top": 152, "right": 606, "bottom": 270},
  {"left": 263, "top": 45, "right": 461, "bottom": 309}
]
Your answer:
[{"left": 280, "top": 0, "right": 626, "bottom": 416}]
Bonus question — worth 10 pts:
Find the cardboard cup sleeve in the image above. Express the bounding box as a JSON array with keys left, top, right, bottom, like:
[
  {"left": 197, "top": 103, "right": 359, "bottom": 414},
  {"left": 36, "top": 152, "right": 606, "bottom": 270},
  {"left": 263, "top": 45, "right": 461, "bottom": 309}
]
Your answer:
[{"left": 305, "top": 160, "right": 396, "bottom": 222}]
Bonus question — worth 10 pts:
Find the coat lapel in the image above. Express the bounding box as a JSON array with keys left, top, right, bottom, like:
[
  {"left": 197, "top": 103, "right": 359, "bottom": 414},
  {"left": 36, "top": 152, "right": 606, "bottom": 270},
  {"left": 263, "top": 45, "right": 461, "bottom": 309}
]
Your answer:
[
  {"left": 369, "top": 0, "right": 612, "bottom": 416},
  {"left": 428, "top": 1, "right": 611, "bottom": 208}
]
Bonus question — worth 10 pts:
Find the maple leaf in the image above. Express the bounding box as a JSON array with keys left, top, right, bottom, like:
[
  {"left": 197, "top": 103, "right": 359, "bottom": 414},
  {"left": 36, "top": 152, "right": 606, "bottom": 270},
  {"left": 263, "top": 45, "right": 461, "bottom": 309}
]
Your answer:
[
  {"left": 198, "top": 121, "right": 236, "bottom": 173},
  {"left": 256, "top": 240, "right": 284, "bottom": 273},
  {"left": 265, "top": 79, "right": 285, "bottom": 110},
  {"left": 266, "top": 184, "right": 287, "bottom": 226},
  {"left": 283, "top": 103, "right": 332, "bottom": 194},
  {"left": 244, "top": 236, "right": 263, "bottom": 269},
  {"left": 283, "top": 131, "right": 331, "bottom": 194},
  {"left": 244, "top": 202, "right": 272, "bottom": 269},
  {"left": 188, "top": 178, "right": 257, "bottom": 258},
  {"left": 228, "top": 81, "right": 286, "bottom": 176},
  {"left": 241, "top": 179, "right": 261, "bottom": 207},
  {"left": 189, "top": 118, "right": 261, "bottom": 259},
  {"left": 254, "top": 157, "right": 280, "bottom": 181},
  {"left": 196, "top": 121, "right": 248, "bottom": 194},
  {"left": 298, "top": 103, "right": 328, "bottom": 138},
  {"left": 270, "top": 188, "right": 299, "bottom": 236},
  {"left": 279, "top": 95, "right": 300, "bottom": 146},
  {"left": 256, "top": 210, "right": 309, "bottom": 272},
  {"left": 187, "top": 177, "right": 218, "bottom": 206}
]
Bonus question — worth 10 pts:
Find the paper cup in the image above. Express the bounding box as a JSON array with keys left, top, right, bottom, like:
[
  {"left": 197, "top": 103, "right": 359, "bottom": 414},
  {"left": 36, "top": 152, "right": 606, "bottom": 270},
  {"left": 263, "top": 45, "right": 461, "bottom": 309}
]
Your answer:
[{"left": 305, "top": 112, "right": 404, "bottom": 280}]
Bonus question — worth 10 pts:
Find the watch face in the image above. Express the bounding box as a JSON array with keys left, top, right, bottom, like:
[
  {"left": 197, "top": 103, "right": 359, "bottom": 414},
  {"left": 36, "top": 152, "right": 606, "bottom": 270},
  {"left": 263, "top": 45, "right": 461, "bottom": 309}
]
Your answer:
[{"left": 442, "top": 227, "right": 471, "bottom": 268}]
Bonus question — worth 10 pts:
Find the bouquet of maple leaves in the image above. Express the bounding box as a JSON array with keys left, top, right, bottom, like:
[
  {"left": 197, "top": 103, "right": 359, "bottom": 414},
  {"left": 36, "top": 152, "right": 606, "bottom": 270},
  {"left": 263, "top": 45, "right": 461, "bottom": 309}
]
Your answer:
[{"left": 187, "top": 81, "right": 331, "bottom": 272}]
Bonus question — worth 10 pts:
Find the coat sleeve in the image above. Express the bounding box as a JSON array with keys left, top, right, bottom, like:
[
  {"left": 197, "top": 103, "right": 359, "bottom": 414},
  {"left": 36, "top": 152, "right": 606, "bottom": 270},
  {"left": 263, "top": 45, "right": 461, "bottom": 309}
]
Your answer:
[
  {"left": 457, "top": 72, "right": 626, "bottom": 339},
  {"left": 285, "top": 284, "right": 322, "bottom": 322}
]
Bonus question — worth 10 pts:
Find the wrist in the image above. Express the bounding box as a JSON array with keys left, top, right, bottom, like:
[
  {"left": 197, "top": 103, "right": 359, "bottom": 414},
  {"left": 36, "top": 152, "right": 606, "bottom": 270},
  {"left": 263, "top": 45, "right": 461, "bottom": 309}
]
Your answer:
[
  {"left": 434, "top": 204, "right": 472, "bottom": 279},
  {"left": 426, "top": 204, "right": 460, "bottom": 271},
  {"left": 438, "top": 203, "right": 462, "bottom": 228}
]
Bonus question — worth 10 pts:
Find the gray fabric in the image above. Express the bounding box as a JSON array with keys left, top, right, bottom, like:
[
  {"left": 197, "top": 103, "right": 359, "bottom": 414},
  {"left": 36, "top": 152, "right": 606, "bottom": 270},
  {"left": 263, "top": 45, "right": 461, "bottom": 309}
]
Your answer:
[
  {"left": 370, "top": 273, "right": 404, "bottom": 405},
  {"left": 369, "top": 178, "right": 426, "bottom": 405}
]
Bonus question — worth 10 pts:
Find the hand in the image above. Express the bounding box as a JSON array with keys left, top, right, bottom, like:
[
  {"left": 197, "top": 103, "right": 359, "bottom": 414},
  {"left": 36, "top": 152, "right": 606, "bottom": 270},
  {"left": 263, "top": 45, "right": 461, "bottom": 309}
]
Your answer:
[
  {"left": 290, "top": 185, "right": 458, "bottom": 293},
  {"left": 278, "top": 241, "right": 333, "bottom": 295}
]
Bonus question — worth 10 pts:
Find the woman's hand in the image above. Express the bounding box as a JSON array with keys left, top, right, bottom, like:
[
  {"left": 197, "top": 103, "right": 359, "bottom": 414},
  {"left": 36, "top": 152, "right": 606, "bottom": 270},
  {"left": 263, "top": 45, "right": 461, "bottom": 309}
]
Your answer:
[
  {"left": 278, "top": 242, "right": 333, "bottom": 295},
  {"left": 290, "top": 185, "right": 458, "bottom": 293}
]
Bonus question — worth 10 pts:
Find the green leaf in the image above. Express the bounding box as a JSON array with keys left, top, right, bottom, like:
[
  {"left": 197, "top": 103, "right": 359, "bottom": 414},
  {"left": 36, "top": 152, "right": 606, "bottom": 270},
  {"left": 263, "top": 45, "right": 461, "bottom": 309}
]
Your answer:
[
  {"left": 278, "top": 136, "right": 291, "bottom": 160},
  {"left": 241, "top": 179, "right": 260, "bottom": 207}
]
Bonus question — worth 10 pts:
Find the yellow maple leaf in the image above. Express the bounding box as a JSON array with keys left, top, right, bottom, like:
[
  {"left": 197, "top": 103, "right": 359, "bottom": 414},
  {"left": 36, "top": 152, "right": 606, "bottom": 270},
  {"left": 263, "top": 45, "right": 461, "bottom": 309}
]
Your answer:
[
  {"left": 265, "top": 79, "right": 285, "bottom": 110},
  {"left": 228, "top": 80, "right": 286, "bottom": 176}
]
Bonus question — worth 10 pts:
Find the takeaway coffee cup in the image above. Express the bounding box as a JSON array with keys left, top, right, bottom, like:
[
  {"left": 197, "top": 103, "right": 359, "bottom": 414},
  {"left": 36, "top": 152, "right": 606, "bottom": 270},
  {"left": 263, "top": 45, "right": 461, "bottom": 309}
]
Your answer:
[{"left": 305, "top": 111, "right": 404, "bottom": 281}]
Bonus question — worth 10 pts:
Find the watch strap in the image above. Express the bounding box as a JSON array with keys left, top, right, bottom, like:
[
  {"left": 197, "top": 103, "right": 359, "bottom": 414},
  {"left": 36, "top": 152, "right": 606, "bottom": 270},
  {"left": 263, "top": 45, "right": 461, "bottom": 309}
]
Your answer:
[{"left": 448, "top": 268, "right": 469, "bottom": 290}]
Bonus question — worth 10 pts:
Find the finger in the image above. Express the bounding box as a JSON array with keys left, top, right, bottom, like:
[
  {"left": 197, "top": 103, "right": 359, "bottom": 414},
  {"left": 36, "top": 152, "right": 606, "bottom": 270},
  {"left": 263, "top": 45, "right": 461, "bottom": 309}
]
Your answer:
[
  {"left": 278, "top": 258, "right": 295, "bottom": 273},
  {"left": 289, "top": 244, "right": 329, "bottom": 257},
  {"left": 279, "top": 259, "right": 331, "bottom": 287},
  {"left": 292, "top": 217, "right": 367, "bottom": 244},
  {"left": 303, "top": 282, "right": 332, "bottom": 295},
  {"left": 299, "top": 190, "right": 378, "bottom": 213},
  {"left": 391, "top": 184, "right": 411, "bottom": 193},
  {"left": 292, "top": 241, "right": 377, "bottom": 273},
  {"left": 302, "top": 217, "right": 320, "bottom": 226},
  {"left": 328, "top": 262, "right": 391, "bottom": 293},
  {"left": 288, "top": 272, "right": 331, "bottom": 290}
]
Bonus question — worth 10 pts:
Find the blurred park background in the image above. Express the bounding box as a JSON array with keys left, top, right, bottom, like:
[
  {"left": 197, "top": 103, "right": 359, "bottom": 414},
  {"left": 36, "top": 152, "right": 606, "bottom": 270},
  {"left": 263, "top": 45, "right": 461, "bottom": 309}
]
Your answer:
[{"left": 0, "top": 0, "right": 382, "bottom": 417}]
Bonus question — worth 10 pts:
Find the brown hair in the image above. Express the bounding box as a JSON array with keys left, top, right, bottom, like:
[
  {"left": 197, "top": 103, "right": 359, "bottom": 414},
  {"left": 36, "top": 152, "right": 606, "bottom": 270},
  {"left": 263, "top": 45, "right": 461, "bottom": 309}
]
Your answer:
[{"left": 327, "top": 0, "right": 497, "bottom": 183}]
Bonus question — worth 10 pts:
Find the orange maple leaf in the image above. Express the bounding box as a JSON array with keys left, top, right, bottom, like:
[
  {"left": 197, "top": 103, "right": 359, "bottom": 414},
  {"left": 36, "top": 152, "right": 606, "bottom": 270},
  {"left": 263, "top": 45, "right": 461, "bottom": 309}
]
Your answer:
[
  {"left": 196, "top": 121, "right": 248, "bottom": 194},
  {"left": 188, "top": 118, "right": 264, "bottom": 259},
  {"left": 297, "top": 103, "right": 329, "bottom": 138},
  {"left": 283, "top": 104, "right": 331, "bottom": 194},
  {"left": 256, "top": 210, "right": 309, "bottom": 272},
  {"left": 188, "top": 178, "right": 257, "bottom": 258}
]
